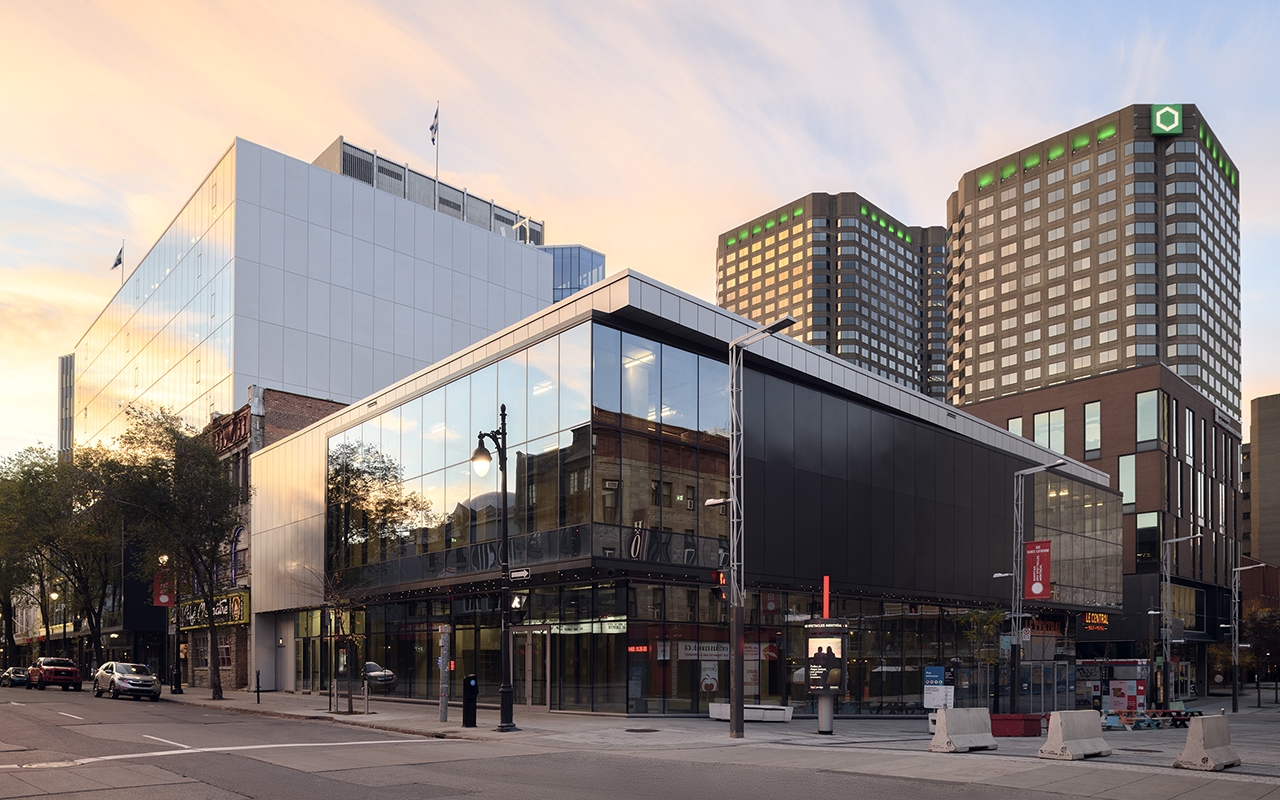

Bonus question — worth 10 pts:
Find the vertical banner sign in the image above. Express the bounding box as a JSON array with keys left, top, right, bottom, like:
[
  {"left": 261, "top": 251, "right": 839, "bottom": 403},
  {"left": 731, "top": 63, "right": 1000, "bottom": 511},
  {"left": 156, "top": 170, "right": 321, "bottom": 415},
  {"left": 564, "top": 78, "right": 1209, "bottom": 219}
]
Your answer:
[{"left": 1024, "top": 540, "right": 1052, "bottom": 600}]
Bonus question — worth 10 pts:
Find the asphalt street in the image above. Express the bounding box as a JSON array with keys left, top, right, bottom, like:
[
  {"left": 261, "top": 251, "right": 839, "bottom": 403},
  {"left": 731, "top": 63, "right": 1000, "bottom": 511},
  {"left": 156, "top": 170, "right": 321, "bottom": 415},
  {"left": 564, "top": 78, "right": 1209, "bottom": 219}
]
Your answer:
[{"left": 3, "top": 686, "right": 1280, "bottom": 799}]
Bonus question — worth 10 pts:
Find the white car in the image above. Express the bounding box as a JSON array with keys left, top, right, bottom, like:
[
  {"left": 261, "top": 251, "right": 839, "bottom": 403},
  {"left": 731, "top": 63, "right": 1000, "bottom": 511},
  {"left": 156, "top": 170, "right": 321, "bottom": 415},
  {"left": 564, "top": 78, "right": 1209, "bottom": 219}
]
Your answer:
[{"left": 93, "top": 662, "right": 161, "bottom": 701}]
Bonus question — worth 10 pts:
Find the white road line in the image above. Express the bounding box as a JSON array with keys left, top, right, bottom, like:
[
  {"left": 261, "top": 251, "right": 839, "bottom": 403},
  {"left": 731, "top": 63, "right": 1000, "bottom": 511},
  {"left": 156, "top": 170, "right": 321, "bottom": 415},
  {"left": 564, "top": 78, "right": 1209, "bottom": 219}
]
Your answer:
[
  {"left": 7, "top": 738, "right": 430, "bottom": 770},
  {"left": 58, "top": 712, "right": 84, "bottom": 720},
  {"left": 143, "top": 735, "right": 191, "bottom": 749},
  {"left": 8, "top": 702, "right": 24, "bottom": 706}
]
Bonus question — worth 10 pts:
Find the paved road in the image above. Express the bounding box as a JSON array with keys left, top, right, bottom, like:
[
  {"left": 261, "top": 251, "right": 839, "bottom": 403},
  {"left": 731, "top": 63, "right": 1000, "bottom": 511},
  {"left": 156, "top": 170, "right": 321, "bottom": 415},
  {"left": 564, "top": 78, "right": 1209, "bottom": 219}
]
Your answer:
[{"left": 3, "top": 686, "right": 1280, "bottom": 799}]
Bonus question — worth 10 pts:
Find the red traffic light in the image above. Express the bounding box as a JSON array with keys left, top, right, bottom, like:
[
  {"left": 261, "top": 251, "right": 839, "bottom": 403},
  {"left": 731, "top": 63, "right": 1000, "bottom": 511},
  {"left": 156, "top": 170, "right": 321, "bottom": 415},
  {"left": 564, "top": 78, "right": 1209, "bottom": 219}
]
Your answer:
[{"left": 710, "top": 570, "right": 728, "bottom": 601}]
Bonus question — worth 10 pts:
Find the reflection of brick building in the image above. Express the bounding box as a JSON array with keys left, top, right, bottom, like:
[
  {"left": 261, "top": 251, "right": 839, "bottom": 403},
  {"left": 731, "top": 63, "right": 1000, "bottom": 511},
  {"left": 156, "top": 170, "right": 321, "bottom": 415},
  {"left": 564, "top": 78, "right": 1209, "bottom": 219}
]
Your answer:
[{"left": 189, "top": 386, "right": 345, "bottom": 690}]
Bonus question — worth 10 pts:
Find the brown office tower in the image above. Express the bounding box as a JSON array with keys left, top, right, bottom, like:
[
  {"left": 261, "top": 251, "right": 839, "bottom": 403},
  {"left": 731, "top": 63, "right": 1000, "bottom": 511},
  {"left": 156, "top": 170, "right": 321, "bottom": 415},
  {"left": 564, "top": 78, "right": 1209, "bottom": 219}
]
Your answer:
[
  {"left": 951, "top": 105, "right": 1243, "bottom": 691},
  {"left": 715, "top": 193, "right": 947, "bottom": 397},
  {"left": 945, "top": 104, "right": 1240, "bottom": 418}
]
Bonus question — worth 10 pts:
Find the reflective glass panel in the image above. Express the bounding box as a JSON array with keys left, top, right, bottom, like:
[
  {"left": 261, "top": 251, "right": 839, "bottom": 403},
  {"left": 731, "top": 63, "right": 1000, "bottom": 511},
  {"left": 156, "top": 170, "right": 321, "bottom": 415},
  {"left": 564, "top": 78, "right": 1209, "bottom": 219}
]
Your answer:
[
  {"left": 528, "top": 337, "right": 559, "bottom": 440},
  {"left": 621, "top": 333, "right": 660, "bottom": 433}
]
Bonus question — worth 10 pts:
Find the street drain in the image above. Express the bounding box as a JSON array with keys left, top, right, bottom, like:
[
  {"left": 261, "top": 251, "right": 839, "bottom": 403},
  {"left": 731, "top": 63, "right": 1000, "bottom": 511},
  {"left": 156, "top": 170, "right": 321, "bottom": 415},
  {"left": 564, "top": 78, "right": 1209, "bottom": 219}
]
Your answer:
[
  {"left": 1118, "top": 747, "right": 1162, "bottom": 753},
  {"left": 626, "top": 728, "right": 660, "bottom": 733}
]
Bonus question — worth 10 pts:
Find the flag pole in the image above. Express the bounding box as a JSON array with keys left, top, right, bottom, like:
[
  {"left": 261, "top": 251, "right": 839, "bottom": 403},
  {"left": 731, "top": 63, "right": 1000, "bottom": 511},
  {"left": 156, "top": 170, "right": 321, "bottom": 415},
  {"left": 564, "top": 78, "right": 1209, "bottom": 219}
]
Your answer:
[{"left": 433, "top": 101, "right": 440, "bottom": 212}]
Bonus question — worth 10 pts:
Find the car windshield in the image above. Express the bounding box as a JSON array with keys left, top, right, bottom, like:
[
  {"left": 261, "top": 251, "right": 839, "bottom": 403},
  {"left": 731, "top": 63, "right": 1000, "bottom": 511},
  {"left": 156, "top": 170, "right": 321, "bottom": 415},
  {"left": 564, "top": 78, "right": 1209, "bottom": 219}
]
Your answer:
[
  {"left": 43, "top": 659, "right": 76, "bottom": 668},
  {"left": 116, "top": 664, "right": 151, "bottom": 675},
  {"left": 365, "top": 662, "right": 382, "bottom": 672}
]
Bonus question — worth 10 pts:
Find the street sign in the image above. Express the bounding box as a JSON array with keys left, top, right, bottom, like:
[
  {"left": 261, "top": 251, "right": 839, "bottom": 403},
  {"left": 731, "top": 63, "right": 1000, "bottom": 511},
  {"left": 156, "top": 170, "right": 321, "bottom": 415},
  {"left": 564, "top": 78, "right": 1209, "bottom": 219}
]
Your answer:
[{"left": 510, "top": 568, "right": 531, "bottom": 581}]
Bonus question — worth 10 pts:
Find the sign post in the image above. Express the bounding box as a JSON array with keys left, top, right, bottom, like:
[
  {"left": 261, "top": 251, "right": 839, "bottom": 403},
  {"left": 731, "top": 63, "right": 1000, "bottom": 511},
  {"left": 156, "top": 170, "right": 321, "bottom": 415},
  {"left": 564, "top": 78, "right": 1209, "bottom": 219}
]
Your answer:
[
  {"left": 438, "top": 624, "right": 451, "bottom": 722},
  {"left": 805, "top": 619, "right": 848, "bottom": 735}
]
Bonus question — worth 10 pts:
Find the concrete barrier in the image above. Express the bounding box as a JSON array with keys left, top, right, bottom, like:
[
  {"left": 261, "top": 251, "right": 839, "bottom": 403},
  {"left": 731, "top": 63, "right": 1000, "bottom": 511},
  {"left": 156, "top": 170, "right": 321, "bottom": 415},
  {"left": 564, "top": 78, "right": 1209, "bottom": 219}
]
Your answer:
[
  {"left": 929, "top": 707, "right": 998, "bottom": 753},
  {"left": 1173, "top": 714, "right": 1240, "bottom": 771},
  {"left": 1037, "top": 710, "right": 1111, "bottom": 761},
  {"left": 708, "top": 703, "right": 793, "bottom": 723}
]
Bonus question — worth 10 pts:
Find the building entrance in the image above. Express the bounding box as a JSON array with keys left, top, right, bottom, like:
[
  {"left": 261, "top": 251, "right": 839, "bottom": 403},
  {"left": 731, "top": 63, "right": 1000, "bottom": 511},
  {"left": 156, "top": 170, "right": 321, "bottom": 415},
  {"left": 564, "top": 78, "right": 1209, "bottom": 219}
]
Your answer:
[{"left": 511, "top": 626, "right": 550, "bottom": 709}]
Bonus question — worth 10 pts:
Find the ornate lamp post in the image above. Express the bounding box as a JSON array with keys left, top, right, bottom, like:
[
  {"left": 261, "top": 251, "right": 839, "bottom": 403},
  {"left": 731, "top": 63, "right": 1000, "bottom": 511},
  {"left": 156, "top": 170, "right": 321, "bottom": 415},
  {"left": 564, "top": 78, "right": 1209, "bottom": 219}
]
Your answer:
[{"left": 472, "top": 404, "right": 516, "bottom": 732}]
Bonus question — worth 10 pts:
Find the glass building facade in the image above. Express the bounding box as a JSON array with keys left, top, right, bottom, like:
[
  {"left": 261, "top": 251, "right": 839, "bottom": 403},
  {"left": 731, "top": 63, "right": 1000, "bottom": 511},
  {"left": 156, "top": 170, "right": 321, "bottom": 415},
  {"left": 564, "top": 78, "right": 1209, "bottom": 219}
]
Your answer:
[
  {"left": 305, "top": 316, "right": 1122, "bottom": 714},
  {"left": 541, "top": 244, "right": 607, "bottom": 302}
]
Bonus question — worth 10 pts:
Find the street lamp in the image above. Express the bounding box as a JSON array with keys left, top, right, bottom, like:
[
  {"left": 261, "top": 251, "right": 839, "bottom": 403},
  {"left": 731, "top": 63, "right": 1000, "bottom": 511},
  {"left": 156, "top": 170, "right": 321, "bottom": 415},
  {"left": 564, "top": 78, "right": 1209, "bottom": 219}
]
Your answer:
[
  {"left": 1008, "top": 459, "right": 1064, "bottom": 714},
  {"left": 472, "top": 403, "right": 517, "bottom": 733},
  {"left": 159, "top": 554, "right": 182, "bottom": 694},
  {"left": 1230, "top": 563, "right": 1264, "bottom": 713},
  {"left": 726, "top": 316, "right": 796, "bottom": 739},
  {"left": 1160, "top": 533, "right": 1201, "bottom": 709},
  {"left": 49, "top": 591, "right": 64, "bottom": 658}
]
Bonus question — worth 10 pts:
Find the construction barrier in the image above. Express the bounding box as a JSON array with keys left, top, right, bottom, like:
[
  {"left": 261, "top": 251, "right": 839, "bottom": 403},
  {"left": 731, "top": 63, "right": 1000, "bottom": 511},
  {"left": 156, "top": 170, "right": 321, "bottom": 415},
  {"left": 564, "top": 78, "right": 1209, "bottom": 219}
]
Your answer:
[
  {"left": 929, "top": 707, "right": 998, "bottom": 753},
  {"left": 1173, "top": 714, "right": 1240, "bottom": 771},
  {"left": 1037, "top": 710, "right": 1112, "bottom": 761}
]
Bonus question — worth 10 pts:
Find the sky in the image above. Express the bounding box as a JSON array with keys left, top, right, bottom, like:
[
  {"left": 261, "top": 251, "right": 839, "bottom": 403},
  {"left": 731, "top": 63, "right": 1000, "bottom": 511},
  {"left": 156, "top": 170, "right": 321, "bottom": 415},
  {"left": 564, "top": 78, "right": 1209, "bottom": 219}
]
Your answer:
[{"left": 2, "top": 0, "right": 1279, "bottom": 457}]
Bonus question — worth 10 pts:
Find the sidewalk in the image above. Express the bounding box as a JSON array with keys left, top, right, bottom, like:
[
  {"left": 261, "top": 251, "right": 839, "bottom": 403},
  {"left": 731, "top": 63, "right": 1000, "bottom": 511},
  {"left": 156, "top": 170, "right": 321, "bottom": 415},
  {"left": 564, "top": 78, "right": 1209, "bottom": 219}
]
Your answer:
[{"left": 163, "top": 688, "right": 1280, "bottom": 799}]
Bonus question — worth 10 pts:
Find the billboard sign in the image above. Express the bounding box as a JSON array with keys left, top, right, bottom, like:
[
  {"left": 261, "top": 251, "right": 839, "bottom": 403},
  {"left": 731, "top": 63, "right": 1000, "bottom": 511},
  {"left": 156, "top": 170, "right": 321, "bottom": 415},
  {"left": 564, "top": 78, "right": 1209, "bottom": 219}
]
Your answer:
[{"left": 804, "top": 618, "right": 848, "bottom": 696}]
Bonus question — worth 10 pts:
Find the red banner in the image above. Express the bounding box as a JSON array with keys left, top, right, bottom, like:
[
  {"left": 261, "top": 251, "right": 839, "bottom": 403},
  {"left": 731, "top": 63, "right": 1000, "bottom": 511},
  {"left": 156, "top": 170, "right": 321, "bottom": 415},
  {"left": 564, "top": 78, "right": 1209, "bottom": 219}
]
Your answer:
[
  {"left": 153, "top": 571, "right": 174, "bottom": 606},
  {"left": 1024, "top": 540, "right": 1051, "bottom": 600}
]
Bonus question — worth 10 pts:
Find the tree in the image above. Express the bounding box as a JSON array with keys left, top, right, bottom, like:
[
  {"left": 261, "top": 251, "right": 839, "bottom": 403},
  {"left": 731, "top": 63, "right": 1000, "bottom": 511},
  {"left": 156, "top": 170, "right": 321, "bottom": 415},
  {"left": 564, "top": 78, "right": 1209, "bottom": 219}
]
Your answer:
[
  {"left": 0, "top": 463, "right": 40, "bottom": 668},
  {"left": 117, "top": 408, "right": 243, "bottom": 700},
  {"left": 1241, "top": 601, "right": 1280, "bottom": 704}
]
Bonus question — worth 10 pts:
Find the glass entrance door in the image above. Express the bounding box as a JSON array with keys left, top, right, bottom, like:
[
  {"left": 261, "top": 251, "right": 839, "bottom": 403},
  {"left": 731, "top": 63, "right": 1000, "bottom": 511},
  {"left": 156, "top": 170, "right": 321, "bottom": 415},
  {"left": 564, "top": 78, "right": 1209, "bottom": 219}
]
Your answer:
[{"left": 511, "top": 626, "right": 550, "bottom": 709}]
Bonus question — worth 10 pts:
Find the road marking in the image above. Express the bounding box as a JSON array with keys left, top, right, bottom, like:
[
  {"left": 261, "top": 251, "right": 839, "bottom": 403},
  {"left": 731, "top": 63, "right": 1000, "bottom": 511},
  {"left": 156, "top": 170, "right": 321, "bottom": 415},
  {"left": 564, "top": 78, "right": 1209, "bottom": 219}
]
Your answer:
[
  {"left": 4, "top": 738, "right": 430, "bottom": 770},
  {"left": 8, "top": 702, "right": 24, "bottom": 706},
  {"left": 143, "top": 735, "right": 191, "bottom": 749},
  {"left": 58, "top": 712, "right": 84, "bottom": 720}
]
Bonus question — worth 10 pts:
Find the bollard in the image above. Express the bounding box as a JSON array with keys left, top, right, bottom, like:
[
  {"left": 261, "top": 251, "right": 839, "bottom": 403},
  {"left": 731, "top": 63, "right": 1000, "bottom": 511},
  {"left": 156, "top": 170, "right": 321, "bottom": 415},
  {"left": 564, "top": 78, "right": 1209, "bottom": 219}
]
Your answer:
[
  {"left": 364, "top": 680, "right": 369, "bottom": 715},
  {"left": 255, "top": 669, "right": 260, "bottom": 704},
  {"left": 817, "top": 695, "right": 834, "bottom": 735},
  {"left": 462, "top": 674, "right": 478, "bottom": 728}
]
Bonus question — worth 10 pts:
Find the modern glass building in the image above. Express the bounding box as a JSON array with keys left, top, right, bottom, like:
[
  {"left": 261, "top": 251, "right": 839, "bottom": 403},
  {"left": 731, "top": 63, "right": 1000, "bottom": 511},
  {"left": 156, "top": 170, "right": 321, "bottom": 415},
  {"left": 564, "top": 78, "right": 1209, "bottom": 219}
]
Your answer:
[
  {"left": 67, "top": 136, "right": 554, "bottom": 450},
  {"left": 251, "top": 271, "right": 1121, "bottom": 714},
  {"left": 539, "top": 244, "right": 607, "bottom": 302}
]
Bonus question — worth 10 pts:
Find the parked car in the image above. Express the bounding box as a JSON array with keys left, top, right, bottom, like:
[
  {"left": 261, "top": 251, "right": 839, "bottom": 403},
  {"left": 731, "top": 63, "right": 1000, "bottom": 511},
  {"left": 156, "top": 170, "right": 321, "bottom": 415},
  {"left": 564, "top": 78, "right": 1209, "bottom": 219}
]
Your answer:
[
  {"left": 0, "top": 667, "right": 27, "bottom": 688},
  {"left": 27, "top": 657, "right": 82, "bottom": 691},
  {"left": 364, "top": 661, "right": 398, "bottom": 693},
  {"left": 93, "top": 662, "right": 161, "bottom": 701}
]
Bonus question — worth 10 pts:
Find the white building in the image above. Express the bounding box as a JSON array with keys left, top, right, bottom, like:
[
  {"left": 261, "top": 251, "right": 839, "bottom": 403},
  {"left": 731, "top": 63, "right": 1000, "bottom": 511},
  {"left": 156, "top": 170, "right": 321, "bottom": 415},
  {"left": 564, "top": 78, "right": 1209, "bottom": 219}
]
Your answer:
[{"left": 67, "top": 136, "right": 554, "bottom": 449}]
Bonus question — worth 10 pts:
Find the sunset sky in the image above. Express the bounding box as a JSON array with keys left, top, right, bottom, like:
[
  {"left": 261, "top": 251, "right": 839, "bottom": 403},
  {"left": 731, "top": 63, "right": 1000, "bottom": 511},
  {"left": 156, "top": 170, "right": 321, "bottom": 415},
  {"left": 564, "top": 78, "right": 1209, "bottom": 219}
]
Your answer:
[{"left": 3, "top": 1, "right": 1279, "bottom": 456}]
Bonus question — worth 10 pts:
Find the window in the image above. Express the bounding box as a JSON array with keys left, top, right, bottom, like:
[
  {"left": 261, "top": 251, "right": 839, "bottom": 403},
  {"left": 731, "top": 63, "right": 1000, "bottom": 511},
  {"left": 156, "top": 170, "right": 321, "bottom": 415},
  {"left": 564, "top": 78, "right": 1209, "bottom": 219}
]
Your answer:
[
  {"left": 1084, "top": 401, "right": 1101, "bottom": 457},
  {"left": 1136, "top": 389, "right": 1162, "bottom": 445},
  {"left": 1033, "top": 408, "right": 1065, "bottom": 453},
  {"left": 1118, "top": 454, "right": 1136, "bottom": 507},
  {"left": 1136, "top": 512, "right": 1159, "bottom": 563},
  {"left": 1008, "top": 417, "right": 1023, "bottom": 436}
]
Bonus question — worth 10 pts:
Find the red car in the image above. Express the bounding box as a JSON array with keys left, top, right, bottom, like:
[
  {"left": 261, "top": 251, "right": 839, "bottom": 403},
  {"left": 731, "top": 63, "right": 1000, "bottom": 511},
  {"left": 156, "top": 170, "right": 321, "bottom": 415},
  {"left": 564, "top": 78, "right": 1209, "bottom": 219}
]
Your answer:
[{"left": 27, "top": 657, "right": 82, "bottom": 691}]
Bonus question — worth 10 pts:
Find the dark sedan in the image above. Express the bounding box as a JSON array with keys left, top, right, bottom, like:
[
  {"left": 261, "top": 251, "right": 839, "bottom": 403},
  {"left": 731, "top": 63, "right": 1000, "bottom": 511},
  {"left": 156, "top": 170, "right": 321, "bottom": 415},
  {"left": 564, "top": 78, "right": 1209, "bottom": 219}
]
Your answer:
[
  {"left": 364, "top": 661, "right": 398, "bottom": 693},
  {"left": 0, "top": 667, "right": 27, "bottom": 687},
  {"left": 93, "top": 662, "right": 161, "bottom": 701}
]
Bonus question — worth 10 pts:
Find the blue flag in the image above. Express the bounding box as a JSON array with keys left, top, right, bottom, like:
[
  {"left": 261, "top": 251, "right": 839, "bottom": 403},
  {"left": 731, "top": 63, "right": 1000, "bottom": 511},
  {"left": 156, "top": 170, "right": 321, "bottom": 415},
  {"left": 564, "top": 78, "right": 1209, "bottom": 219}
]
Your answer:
[
  {"left": 430, "top": 106, "right": 439, "bottom": 146},
  {"left": 111, "top": 246, "right": 123, "bottom": 270}
]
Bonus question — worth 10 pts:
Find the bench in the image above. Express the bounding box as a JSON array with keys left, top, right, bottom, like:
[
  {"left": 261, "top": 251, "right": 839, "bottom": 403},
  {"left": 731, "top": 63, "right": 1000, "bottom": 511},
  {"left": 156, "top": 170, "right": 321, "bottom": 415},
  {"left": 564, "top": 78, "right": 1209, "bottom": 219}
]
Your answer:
[{"left": 708, "top": 703, "right": 793, "bottom": 723}]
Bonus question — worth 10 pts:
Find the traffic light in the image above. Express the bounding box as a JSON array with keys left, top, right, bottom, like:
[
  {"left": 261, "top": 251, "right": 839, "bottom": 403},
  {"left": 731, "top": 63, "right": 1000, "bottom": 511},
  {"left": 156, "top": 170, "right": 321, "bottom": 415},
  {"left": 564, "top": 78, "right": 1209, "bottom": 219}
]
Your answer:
[{"left": 710, "top": 570, "right": 728, "bottom": 602}]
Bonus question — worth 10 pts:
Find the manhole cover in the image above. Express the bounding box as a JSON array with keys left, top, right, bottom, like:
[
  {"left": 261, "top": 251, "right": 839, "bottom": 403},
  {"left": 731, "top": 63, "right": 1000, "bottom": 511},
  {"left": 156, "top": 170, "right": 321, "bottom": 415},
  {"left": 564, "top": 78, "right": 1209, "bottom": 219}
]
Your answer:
[
  {"left": 1118, "top": 748, "right": 1162, "bottom": 753},
  {"left": 626, "top": 728, "right": 660, "bottom": 733}
]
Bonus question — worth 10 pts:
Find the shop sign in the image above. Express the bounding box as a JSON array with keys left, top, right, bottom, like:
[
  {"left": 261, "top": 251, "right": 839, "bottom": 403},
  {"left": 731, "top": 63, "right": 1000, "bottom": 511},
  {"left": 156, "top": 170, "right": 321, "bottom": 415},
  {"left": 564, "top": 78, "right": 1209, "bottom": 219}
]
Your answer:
[
  {"left": 1083, "top": 612, "right": 1110, "bottom": 632},
  {"left": 677, "top": 641, "right": 730, "bottom": 660},
  {"left": 177, "top": 590, "right": 249, "bottom": 630}
]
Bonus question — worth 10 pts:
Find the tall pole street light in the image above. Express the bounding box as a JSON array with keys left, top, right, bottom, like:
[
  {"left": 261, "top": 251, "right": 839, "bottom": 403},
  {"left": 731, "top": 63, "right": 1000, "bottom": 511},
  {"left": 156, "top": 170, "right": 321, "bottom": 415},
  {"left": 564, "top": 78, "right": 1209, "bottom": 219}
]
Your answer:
[
  {"left": 1230, "top": 563, "right": 1264, "bottom": 713},
  {"left": 1160, "top": 533, "right": 1201, "bottom": 709},
  {"left": 1008, "top": 459, "right": 1063, "bottom": 714},
  {"left": 726, "top": 316, "right": 795, "bottom": 739},
  {"left": 472, "top": 403, "right": 517, "bottom": 733},
  {"left": 49, "top": 591, "right": 62, "bottom": 657}
]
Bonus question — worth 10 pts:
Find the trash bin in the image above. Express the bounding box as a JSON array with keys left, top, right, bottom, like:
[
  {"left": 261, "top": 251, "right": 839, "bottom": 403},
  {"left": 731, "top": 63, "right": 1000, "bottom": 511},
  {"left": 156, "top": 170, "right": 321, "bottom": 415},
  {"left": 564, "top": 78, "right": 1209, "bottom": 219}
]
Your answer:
[{"left": 462, "top": 674, "right": 478, "bottom": 728}]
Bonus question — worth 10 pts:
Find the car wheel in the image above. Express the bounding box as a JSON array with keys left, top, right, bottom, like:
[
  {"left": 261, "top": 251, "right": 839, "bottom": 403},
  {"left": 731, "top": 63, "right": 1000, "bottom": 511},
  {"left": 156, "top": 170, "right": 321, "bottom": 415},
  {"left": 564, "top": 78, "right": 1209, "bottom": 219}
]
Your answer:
[
  {"left": 74, "top": 683, "right": 82, "bottom": 692},
  {"left": 93, "top": 683, "right": 103, "bottom": 698},
  {"left": 149, "top": 694, "right": 160, "bottom": 702},
  {"left": 25, "top": 680, "right": 31, "bottom": 690},
  {"left": 37, "top": 679, "right": 45, "bottom": 691},
  {"left": 110, "top": 683, "right": 120, "bottom": 700}
]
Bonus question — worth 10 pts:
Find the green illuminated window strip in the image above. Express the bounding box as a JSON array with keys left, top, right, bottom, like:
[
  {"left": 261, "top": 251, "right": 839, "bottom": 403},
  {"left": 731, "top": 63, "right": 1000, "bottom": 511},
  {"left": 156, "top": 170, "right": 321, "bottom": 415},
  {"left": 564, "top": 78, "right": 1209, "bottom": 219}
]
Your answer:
[
  {"left": 1024, "top": 153, "right": 1041, "bottom": 169},
  {"left": 752, "top": 224, "right": 762, "bottom": 235},
  {"left": 977, "top": 171, "right": 995, "bottom": 188},
  {"left": 1071, "top": 133, "right": 1090, "bottom": 151},
  {"left": 794, "top": 206, "right": 804, "bottom": 217},
  {"left": 1097, "top": 123, "right": 1117, "bottom": 142},
  {"left": 860, "top": 205, "right": 868, "bottom": 215},
  {"left": 778, "top": 211, "right": 789, "bottom": 222},
  {"left": 727, "top": 237, "right": 736, "bottom": 246},
  {"left": 765, "top": 219, "right": 775, "bottom": 229},
  {"left": 739, "top": 229, "right": 748, "bottom": 241},
  {"left": 1000, "top": 163, "right": 1017, "bottom": 180},
  {"left": 905, "top": 233, "right": 912, "bottom": 244},
  {"left": 1048, "top": 144, "right": 1065, "bottom": 161},
  {"left": 878, "top": 218, "right": 887, "bottom": 227}
]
